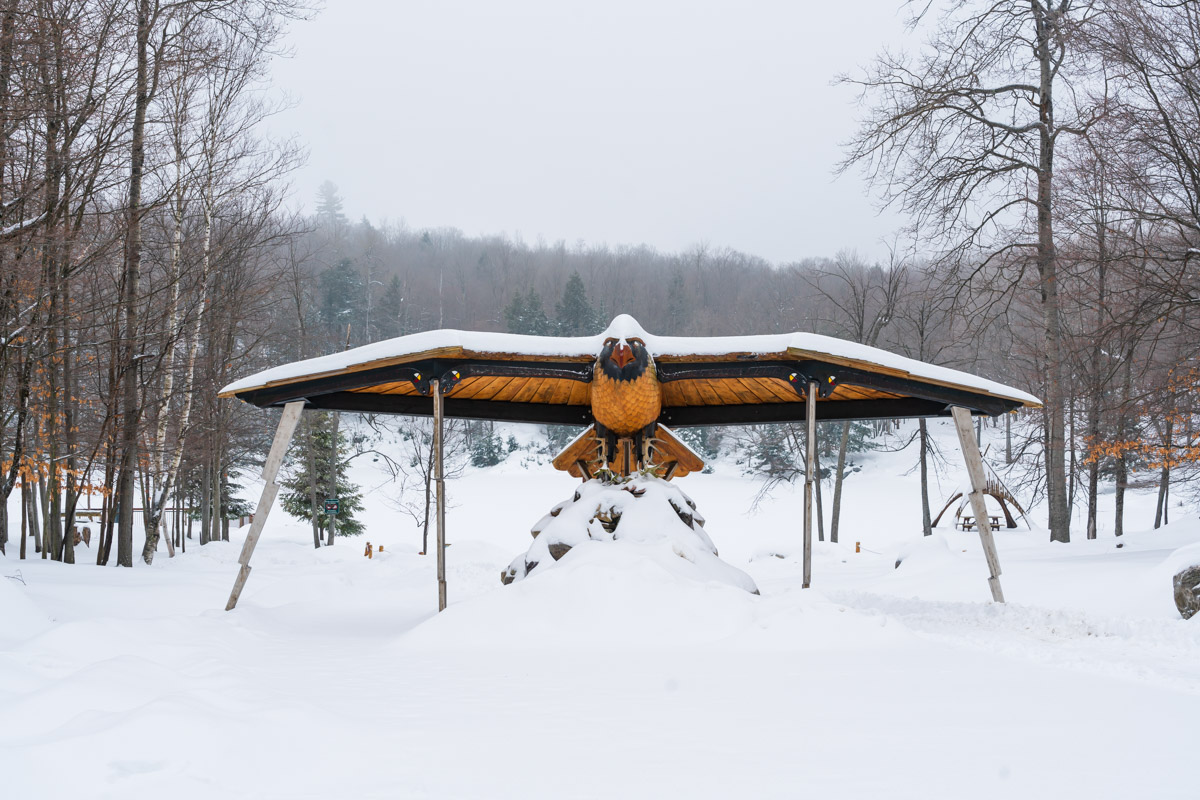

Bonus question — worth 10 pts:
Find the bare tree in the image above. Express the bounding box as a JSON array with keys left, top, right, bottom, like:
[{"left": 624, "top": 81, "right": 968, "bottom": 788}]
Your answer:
[
  {"left": 841, "top": 0, "right": 1105, "bottom": 542},
  {"left": 806, "top": 251, "right": 903, "bottom": 542}
]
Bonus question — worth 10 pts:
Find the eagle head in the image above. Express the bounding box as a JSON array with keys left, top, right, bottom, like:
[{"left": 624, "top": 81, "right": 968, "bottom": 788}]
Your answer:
[{"left": 598, "top": 336, "right": 651, "bottom": 382}]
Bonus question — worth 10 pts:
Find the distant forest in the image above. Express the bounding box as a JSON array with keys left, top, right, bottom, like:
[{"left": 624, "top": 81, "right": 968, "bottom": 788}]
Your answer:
[{"left": 3, "top": 0, "right": 1200, "bottom": 567}]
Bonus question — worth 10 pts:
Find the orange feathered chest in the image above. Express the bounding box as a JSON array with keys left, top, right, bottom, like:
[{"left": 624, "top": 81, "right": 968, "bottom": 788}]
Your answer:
[{"left": 590, "top": 358, "right": 661, "bottom": 435}]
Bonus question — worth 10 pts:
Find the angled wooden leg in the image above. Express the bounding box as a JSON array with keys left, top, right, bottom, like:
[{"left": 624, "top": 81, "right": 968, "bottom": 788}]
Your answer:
[
  {"left": 951, "top": 406, "right": 1006, "bottom": 603},
  {"left": 433, "top": 379, "right": 447, "bottom": 612},
  {"left": 803, "top": 380, "right": 816, "bottom": 589},
  {"left": 225, "top": 401, "right": 304, "bottom": 611}
]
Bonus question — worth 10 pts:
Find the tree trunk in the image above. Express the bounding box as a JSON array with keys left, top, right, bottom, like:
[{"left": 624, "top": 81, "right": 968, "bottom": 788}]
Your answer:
[
  {"left": 1068, "top": 394, "right": 1076, "bottom": 509},
  {"left": 325, "top": 328, "right": 351, "bottom": 546},
  {"left": 1154, "top": 419, "right": 1171, "bottom": 529},
  {"left": 1085, "top": 406, "right": 1100, "bottom": 540},
  {"left": 18, "top": 480, "right": 26, "bottom": 559},
  {"left": 919, "top": 418, "right": 932, "bottom": 536},
  {"left": 814, "top": 444, "right": 824, "bottom": 542},
  {"left": 1085, "top": 204, "right": 1107, "bottom": 540},
  {"left": 212, "top": 456, "right": 223, "bottom": 543},
  {"left": 1034, "top": 4, "right": 1070, "bottom": 543},
  {"left": 26, "top": 481, "right": 41, "bottom": 555},
  {"left": 1114, "top": 348, "right": 1133, "bottom": 538},
  {"left": 1005, "top": 413, "right": 1012, "bottom": 464},
  {"left": 830, "top": 421, "right": 849, "bottom": 544},
  {"left": 61, "top": 289, "right": 77, "bottom": 565},
  {"left": 41, "top": 477, "right": 58, "bottom": 561},
  {"left": 305, "top": 418, "right": 321, "bottom": 549},
  {"left": 421, "top": 437, "right": 434, "bottom": 555},
  {"left": 97, "top": 450, "right": 115, "bottom": 564},
  {"left": 326, "top": 410, "right": 341, "bottom": 546},
  {"left": 199, "top": 461, "right": 211, "bottom": 545},
  {"left": 115, "top": 0, "right": 153, "bottom": 567}
]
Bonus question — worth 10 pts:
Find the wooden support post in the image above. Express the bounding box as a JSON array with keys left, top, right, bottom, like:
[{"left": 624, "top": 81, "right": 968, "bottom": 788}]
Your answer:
[
  {"left": 951, "top": 406, "right": 1006, "bottom": 603},
  {"left": 803, "top": 380, "right": 816, "bottom": 589},
  {"left": 225, "top": 401, "right": 304, "bottom": 611},
  {"left": 433, "top": 378, "right": 447, "bottom": 612}
]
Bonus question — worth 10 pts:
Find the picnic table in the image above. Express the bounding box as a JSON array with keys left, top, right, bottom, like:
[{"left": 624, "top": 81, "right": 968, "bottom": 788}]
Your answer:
[{"left": 959, "top": 515, "right": 1000, "bottom": 532}]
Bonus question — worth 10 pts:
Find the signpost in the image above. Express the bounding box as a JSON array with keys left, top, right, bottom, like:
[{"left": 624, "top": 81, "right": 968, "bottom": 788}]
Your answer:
[{"left": 324, "top": 498, "right": 339, "bottom": 515}]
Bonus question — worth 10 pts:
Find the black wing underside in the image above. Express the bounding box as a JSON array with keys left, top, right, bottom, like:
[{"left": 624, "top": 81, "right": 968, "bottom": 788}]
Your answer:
[{"left": 230, "top": 355, "right": 1024, "bottom": 427}]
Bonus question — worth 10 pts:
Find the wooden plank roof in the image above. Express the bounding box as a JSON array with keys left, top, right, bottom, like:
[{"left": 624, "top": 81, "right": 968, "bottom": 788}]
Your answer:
[{"left": 220, "top": 315, "right": 1040, "bottom": 426}]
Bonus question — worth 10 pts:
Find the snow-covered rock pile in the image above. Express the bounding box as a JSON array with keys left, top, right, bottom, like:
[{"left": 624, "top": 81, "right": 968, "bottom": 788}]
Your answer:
[
  {"left": 500, "top": 473, "right": 759, "bottom": 595},
  {"left": 1167, "top": 543, "right": 1200, "bottom": 620}
]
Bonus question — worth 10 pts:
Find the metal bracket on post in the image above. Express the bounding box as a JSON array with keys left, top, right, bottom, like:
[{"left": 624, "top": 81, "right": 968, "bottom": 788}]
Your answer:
[
  {"left": 432, "top": 378, "right": 447, "bottom": 612},
  {"left": 803, "top": 380, "right": 816, "bottom": 589},
  {"left": 951, "top": 406, "right": 1006, "bottom": 603},
  {"left": 225, "top": 401, "right": 304, "bottom": 611}
]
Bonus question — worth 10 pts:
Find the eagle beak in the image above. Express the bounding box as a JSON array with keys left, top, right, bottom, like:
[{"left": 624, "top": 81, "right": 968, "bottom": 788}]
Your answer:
[{"left": 611, "top": 341, "right": 635, "bottom": 368}]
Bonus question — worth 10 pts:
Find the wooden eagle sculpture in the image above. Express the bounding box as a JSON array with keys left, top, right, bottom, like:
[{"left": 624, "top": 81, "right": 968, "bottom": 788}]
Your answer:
[{"left": 220, "top": 315, "right": 1039, "bottom": 481}]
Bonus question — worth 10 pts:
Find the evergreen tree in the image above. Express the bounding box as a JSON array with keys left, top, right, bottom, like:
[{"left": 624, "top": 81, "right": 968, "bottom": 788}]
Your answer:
[
  {"left": 377, "top": 274, "right": 405, "bottom": 339},
  {"left": 818, "top": 420, "right": 878, "bottom": 458},
  {"left": 504, "top": 287, "right": 551, "bottom": 335},
  {"left": 740, "top": 426, "right": 800, "bottom": 482},
  {"left": 555, "top": 271, "right": 598, "bottom": 334},
  {"left": 281, "top": 412, "right": 365, "bottom": 538},
  {"left": 319, "top": 259, "right": 366, "bottom": 338},
  {"left": 469, "top": 426, "right": 506, "bottom": 467},
  {"left": 678, "top": 426, "right": 720, "bottom": 473},
  {"left": 543, "top": 424, "right": 580, "bottom": 454},
  {"left": 315, "top": 180, "right": 347, "bottom": 229},
  {"left": 503, "top": 291, "right": 527, "bottom": 333},
  {"left": 222, "top": 472, "right": 254, "bottom": 520}
]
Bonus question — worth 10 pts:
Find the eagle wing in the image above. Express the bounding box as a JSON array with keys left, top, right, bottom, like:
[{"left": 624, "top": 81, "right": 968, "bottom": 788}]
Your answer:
[
  {"left": 651, "top": 332, "right": 1039, "bottom": 425},
  {"left": 218, "top": 328, "right": 602, "bottom": 425},
  {"left": 219, "top": 318, "right": 1040, "bottom": 426}
]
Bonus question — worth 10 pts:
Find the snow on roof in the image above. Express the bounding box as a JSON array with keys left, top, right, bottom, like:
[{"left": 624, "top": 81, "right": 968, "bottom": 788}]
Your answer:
[{"left": 220, "top": 314, "right": 1041, "bottom": 406}]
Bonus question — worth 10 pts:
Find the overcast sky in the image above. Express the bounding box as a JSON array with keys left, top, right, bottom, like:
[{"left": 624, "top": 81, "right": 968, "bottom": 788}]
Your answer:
[{"left": 269, "top": 0, "right": 914, "bottom": 264}]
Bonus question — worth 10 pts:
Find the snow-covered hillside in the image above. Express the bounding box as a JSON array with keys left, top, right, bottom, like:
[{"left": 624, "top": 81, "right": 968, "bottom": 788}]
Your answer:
[{"left": 1, "top": 419, "right": 1197, "bottom": 799}]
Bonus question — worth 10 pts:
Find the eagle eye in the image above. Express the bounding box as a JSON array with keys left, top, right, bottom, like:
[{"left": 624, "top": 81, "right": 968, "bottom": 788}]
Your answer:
[
  {"left": 627, "top": 337, "right": 645, "bottom": 348},
  {"left": 603, "top": 337, "right": 617, "bottom": 346}
]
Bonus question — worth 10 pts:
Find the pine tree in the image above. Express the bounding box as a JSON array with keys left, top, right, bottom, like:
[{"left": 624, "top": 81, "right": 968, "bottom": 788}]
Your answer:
[
  {"left": 820, "top": 420, "right": 877, "bottom": 458},
  {"left": 555, "top": 271, "right": 598, "bottom": 334},
  {"left": 281, "top": 412, "right": 365, "bottom": 538},
  {"left": 315, "top": 180, "right": 347, "bottom": 229},
  {"left": 543, "top": 424, "right": 580, "bottom": 454},
  {"left": 504, "top": 287, "right": 551, "bottom": 335},
  {"left": 469, "top": 426, "right": 506, "bottom": 467},
  {"left": 679, "top": 426, "right": 720, "bottom": 473},
  {"left": 502, "top": 291, "right": 528, "bottom": 334},
  {"left": 319, "top": 259, "right": 366, "bottom": 338},
  {"left": 377, "top": 274, "right": 405, "bottom": 339},
  {"left": 524, "top": 289, "right": 551, "bottom": 334}
]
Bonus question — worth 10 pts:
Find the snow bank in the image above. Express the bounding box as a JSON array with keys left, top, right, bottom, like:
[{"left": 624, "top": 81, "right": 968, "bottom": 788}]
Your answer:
[
  {"left": 1161, "top": 541, "right": 1200, "bottom": 578},
  {"left": 405, "top": 543, "right": 762, "bottom": 648},
  {"left": 0, "top": 574, "right": 52, "bottom": 646}
]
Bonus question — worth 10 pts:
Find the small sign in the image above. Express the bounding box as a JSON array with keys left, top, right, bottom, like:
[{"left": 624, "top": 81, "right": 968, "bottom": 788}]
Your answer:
[{"left": 324, "top": 498, "right": 340, "bottom": 515}]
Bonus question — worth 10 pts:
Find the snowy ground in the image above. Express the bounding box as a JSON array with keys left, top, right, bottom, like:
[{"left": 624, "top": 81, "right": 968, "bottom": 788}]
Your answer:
[{"left": 2, "top": 418, "right": 1198, "bottom": 799}]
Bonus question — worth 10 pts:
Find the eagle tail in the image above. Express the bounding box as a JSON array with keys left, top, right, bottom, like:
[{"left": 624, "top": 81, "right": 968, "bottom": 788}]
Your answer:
[{"left": 551, "top": 423, "right": 705, "bottom": 480}]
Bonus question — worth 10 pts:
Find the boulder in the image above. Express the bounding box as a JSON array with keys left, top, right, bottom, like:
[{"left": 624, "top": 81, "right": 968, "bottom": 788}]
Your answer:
[{"left": 1173, "top": 565, "right": 1200, "bottom": 620}]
